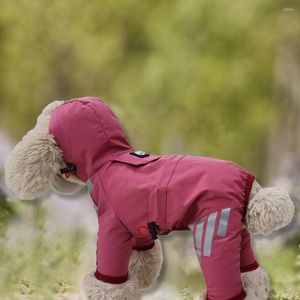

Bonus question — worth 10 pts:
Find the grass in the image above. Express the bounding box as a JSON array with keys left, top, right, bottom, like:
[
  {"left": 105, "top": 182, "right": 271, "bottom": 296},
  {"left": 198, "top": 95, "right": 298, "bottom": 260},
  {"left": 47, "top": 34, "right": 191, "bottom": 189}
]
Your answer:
[
  {"left": 0, "top": 200, "right": 85, "bottom": 299},
  {"left": 259, "top": 235, "right": 300, "bottom": 300},
  {"left": 1, "top": 198, "right": 299, "bottom": 299},
  {"left": 178, "top": 235, "right": 300, "bottom": 300}
]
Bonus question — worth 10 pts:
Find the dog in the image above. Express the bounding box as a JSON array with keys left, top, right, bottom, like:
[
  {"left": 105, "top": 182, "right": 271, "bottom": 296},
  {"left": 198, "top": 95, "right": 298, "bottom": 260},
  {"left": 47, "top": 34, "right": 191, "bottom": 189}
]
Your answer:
[{"left": 5, "top": 97, "right": 295, "bottom": 300}]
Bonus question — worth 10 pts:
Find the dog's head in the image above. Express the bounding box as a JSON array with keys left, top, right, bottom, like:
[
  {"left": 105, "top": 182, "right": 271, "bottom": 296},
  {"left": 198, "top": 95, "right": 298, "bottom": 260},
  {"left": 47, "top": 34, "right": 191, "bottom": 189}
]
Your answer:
[{"left": 5, "top": 101, "right": 85, "bottom": 200}]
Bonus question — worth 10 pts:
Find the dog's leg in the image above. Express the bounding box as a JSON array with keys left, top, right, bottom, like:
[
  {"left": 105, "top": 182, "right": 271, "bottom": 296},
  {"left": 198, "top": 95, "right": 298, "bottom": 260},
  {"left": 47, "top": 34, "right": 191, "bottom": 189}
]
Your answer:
[
  {"left": 239, "top": 227, "right": 270, "bottom": 300},
  {"left": 241, "top": 266, "right": 270, "bottom": 300},
  {"left": 83, "top": 271, "right": 138, "bottom": 300},
  {"left": 128, "top": 240, "right": 163, "bottom": 289},
  {"left": 189, "top": 207, "right": 247, "bottom": 300},
  {"left": 244, "top": 289, "right": 259, "bottom": 300}
]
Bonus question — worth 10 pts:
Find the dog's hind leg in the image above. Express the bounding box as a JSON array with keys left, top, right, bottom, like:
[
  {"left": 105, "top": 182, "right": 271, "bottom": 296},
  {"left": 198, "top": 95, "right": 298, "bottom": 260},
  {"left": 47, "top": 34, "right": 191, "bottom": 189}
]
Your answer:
[
  {"left": 189, "top": 207, "right": 247, "bottom": 300},
  {"left": 241, "top": 266, "right": 270, "bottom": 300},
  {"left": 240, "top": 228, "right": 270, "bottom": 300}
]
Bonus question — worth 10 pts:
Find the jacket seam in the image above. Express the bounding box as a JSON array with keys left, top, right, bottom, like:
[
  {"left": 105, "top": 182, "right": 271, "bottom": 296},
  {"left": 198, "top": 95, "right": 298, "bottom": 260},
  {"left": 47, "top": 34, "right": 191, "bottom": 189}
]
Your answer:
[
  {"left": 55, "top": 108, "right": 73, "bottom": 163},
  {"left": 164, "top": 155, "right": 186, "bottom": 228},
  {"left": 146, "top": 162, "right": 161, "bottom": 225},
  {"left": 85, "top": 102, "right": 112, "bottom": 147},
  {"left": 97, "top": 175, "right": 132, "bottom": 235}
]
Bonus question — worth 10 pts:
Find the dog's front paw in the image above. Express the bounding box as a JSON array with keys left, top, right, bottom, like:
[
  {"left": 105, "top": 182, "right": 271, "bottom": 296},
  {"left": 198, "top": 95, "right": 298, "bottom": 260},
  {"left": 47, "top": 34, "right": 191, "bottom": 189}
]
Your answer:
[
  {"left": 83, "top": 271, "right": 138, "bottom": 300},
  {"left": 129, "top": 240, "right": 163, "bottom": 289}
]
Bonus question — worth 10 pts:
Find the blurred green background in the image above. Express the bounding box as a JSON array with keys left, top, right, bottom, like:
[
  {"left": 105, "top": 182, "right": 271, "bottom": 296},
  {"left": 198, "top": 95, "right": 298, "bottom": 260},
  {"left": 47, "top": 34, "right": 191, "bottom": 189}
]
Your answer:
[{"left": 0, "top": 0, "right": 299, "bottom": 299}]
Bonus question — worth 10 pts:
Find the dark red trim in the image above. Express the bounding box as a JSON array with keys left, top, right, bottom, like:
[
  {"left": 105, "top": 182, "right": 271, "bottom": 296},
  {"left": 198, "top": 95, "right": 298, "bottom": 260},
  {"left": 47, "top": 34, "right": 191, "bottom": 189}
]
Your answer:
[
  {"left": 206, "top": 289, "right": 246, "bottom": 300},
  {"left": 245, "top": 173, "right": 255, "bottom": 203},
  {"left": 133, "top": 241, "right": 155, "bottom": 251},
  {"left": 243, "top": 173, "right": 255, "bottom": 221},
  {"left": 241, "top": 261, "right": 259, "bottom": 273},
  {"left": 94, "top": 270, "right": 128, "bottom": 284}
]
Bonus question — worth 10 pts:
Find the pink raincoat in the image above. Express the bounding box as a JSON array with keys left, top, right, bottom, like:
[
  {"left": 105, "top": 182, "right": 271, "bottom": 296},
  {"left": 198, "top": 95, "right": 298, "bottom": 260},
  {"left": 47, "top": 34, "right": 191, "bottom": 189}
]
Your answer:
[{"left": 49, "top": 97, "right": 258, "bottom": 300}]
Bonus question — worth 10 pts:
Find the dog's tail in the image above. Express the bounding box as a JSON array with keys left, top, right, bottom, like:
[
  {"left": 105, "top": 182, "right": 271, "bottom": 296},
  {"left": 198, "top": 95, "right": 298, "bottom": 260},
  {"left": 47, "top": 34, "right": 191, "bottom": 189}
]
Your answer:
[{"left": 246, "top": 181, "right": 295, "bottom": 235}]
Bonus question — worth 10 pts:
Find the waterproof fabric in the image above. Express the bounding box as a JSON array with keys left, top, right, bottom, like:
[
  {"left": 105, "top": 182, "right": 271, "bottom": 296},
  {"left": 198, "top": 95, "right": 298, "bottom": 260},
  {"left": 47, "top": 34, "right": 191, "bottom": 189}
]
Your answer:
[
  {"left": 190, "top": 211, "right": 259, "bottom": 300},
  {"left": 49, "top": 97, "right": 257, "bottom": 300}
]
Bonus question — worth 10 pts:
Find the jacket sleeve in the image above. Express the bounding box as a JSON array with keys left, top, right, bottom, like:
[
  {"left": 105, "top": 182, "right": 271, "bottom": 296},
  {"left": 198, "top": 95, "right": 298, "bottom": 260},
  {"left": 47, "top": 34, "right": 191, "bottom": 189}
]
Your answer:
[{"left": 95, "top": 200, "right": 133, "bottom": 284}]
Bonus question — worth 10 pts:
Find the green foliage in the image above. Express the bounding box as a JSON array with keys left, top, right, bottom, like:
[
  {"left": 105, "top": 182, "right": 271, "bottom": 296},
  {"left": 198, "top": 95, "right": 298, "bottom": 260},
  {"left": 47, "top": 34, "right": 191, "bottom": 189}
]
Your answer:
[
  {"left": 0, "top": 200, "right": 85, "bottom": 298},
  {"left": 0, "top": 197, "right": 17, "bottom": 237},
  {"left": 0, "top": 1, "right": 300, "bottom": 298},
  {"left": 178, "top": 238, "right": 300, "bottom": 299},
  {"left": 0, "top": 0, "right": 299, "bottom": 179},
  {"left": 259, "top": 237, "right": 300, "bottom": 299},
  {"left": 51, "top": 277, "right": 71, "bottom": 294},
  {"left": 179, "top": 287, "right": 193, "bottom": 300},
  {"left": 13, "top": 275, "right": 34, "bottom": 295}
]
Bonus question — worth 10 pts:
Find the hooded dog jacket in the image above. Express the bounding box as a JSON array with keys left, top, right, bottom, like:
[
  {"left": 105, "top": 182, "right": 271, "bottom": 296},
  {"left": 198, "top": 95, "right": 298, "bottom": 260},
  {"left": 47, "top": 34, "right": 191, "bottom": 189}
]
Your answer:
[{"left": 49, "top": 97, "right": 257, "bottom": 300}]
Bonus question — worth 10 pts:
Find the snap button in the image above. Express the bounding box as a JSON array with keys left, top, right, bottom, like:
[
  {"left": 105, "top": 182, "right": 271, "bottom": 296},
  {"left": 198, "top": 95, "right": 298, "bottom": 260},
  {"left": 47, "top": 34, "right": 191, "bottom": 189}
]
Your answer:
[{"left": 130, "top": 150, "right": 150, "bottom": 158}]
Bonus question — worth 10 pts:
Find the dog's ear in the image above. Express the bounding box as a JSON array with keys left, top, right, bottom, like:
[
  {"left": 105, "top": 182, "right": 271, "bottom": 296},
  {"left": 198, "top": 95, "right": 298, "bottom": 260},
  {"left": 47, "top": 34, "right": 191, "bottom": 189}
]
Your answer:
[{"left": 5, "top": 101, "right": 84, "bottom": 200}]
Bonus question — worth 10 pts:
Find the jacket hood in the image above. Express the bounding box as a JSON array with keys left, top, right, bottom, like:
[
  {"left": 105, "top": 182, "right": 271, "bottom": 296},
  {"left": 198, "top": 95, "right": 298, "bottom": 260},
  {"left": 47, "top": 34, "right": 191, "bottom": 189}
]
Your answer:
[{"left": 49, "top": 97, "right": 133, "bottom": 181}]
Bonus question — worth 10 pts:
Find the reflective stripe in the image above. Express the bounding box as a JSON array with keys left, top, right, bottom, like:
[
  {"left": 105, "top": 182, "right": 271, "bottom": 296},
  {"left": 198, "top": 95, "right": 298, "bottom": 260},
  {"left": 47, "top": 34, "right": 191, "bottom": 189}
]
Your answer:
[
  {"left": 86, "top": 179, "right": 93, "bottom": 193},
  {"left": 203, "top": 212, "right": 217, "bottom": 257},
  {"left": 189, "top": 218, "right": 205, "bottom": 261},
  {"left": 195, "top": 220, "right": 204, "bottom": 259},
  {"left": 217, "top": 208, "right": 231, "bottom": 237}
]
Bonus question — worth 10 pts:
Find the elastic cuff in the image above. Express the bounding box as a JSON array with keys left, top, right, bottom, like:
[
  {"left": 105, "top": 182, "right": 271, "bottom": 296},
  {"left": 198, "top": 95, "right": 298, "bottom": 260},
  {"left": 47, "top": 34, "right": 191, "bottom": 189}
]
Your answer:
[
  {"left": 241, "top": 261, "right": 259, "bottom": 273},
  {"left": 243, "top": 173, "right": 256, "bottom": 221},
  {"left": 206, "top": 289, "right": 246, "bottom": 300},
  {"left": 132, "top": 241, "right": 155, "bottom": 251},
  {"left": 244, "top": 174, "right": 255, "bottom": 202},
  {"left": 95, "top": 270, "right": 128, "bottom": 284}
]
